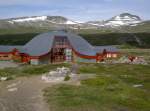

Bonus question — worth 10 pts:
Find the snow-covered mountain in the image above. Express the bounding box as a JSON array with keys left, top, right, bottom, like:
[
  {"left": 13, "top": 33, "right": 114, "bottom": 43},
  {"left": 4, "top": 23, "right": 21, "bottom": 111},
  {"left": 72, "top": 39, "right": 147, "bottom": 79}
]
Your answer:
[
  {"left": 7, "top": 16, "right": 79, "bottom": 25},
  {"left": 106, "top": 13, "right": 142, "bottom": 26},
  {"left": 5, "top": 13, "right": 142, "bottom": 27},
  {"left": 87, "top": 13, "right": 142, "bottom": 27},
  {"left": 0, "top": 13, "right": 149, "bottom": 33},
  {"left": 0, "top": 16, "right": 86, "bottom": 31},
  {"left": 9, "top": 16, "right": 47, "bottom": 23}
]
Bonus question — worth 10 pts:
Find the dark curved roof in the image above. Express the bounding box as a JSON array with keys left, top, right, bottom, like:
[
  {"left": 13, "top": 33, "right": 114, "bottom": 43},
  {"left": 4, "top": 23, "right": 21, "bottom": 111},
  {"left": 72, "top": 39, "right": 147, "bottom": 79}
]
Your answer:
[
  {"left": 22, "top": 31, "right": 98, "bottom": 56},
  {"left": 22, "top": 33, "right": 55, "bottom": 56},
  {"left": 0, "top": 31, "right": 118, "bottom": 56}
]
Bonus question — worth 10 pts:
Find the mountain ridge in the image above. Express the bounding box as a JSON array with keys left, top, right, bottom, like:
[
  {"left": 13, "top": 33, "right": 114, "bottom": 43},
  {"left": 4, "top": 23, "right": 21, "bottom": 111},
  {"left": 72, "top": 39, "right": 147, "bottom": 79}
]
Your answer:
[{"left": 0, "top": 13, "right": 149, "bottom": 34}]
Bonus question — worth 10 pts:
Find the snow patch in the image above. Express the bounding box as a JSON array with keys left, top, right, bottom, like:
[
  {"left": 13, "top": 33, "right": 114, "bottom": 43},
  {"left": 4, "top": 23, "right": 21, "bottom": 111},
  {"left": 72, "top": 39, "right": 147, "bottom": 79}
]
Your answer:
[
  {"left": 88, "top": 23, "right": 103, "bottom": 26},
  {"left": 11, "top": 16, "right": 47, "bottom": 22},
  {"left": 114, "top": 16, "right": 122, "bottom": 21},
  {"left": 8, "top": 21, "right": 14, "bottom": 24},
  {"left": 124, "top": 16, "right": 131, "bottom": 19},
  {"left": 48, "top": 19, "right": 79, "bottom": 25},
  {"left": 66, "top": 20, "right": 78, "bottom": 24},
  {"left": 109, "top": 21, "right": 126, "bottom": 25}
]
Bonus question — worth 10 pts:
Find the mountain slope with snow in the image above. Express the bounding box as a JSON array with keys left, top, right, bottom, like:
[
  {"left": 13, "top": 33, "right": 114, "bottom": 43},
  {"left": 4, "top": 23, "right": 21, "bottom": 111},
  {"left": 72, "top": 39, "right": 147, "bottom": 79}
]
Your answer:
[
  {"left": 86, "top": 13, "right": 142, "bottom": 27},
  {"left": 11, "top": 16, "right": 48, "bottom": 23},
  {"left": 105, "top": 13, "right": 142, "bottom": 26},
  {"left": 4, "top": 13, "right": 143, "bottom": 27},
  {"left": 0, "top": 13, "right": 149, "bottom": 34},
  {"left": 7, "top": 16, "right": 79, "bottom": 25}
]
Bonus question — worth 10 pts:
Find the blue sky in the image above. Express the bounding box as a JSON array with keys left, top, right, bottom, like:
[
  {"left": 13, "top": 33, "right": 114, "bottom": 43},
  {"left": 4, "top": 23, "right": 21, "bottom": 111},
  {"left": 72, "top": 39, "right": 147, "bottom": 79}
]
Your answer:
[{"left": 0, "top": 0, "right": 149, "bottom": 21}]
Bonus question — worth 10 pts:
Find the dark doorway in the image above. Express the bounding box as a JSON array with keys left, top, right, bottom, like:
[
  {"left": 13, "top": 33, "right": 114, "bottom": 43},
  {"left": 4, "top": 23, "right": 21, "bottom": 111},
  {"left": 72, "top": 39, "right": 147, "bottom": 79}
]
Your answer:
[
  {"left": 51, "top": 48, "right": 65, "bottom": 63},
  {"left": 51, "top": 36, "right": 72, "bottom": 63}
]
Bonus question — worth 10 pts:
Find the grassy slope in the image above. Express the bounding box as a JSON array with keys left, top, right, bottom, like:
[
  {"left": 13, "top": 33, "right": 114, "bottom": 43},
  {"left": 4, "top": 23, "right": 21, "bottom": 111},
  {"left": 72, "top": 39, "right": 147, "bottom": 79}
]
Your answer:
[{"left": 44, "top": 64, "right": 150, "bottom": 111}]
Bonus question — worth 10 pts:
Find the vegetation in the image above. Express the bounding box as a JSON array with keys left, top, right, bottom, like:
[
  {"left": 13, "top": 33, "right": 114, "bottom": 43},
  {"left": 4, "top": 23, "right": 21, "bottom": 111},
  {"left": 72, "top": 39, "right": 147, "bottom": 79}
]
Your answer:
[
  {"left": 44, "top": 64, "right": 150, "bottom": 111},
  {"left": 0, "top": 33, "right": 150, "bottom": 48},
  {"left": 80, "top": 33, "right": 150, "bottom": 48},
  {"left": 0, "top": 33, "right": 38, "bottom": 45},
  {"left": 0, "top": 63, "right": 70, "bottom": 79},
  {"left": 64, "top": 75, "right": 71, "bottom": 81}
]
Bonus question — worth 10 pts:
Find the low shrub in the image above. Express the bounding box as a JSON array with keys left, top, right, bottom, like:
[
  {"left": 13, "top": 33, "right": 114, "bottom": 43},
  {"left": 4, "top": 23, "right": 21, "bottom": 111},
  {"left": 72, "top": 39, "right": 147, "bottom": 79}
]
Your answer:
[{"left": 64, "top": 75, "right": 70, "bottom": 81}]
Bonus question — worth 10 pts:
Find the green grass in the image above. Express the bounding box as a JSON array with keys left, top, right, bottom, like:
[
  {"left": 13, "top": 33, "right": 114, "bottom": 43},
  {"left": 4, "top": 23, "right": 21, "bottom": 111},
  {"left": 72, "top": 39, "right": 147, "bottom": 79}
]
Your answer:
[
  {"left": 0, "top": 63, "right": 70, "bottom": 79},
  {"left": 44, "top": 64, "right": 150, "bottom": 111},
  {"left": 79, "top": 64, "right": 150, "bottom": 87}
]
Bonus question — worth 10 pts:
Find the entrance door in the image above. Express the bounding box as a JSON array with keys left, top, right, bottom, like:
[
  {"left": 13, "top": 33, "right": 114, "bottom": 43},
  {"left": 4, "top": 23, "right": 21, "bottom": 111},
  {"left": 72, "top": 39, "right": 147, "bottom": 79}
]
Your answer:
[
  {"left": 51, "top": 36, "right": 72, "bottom": 63},
  {"left": 51, "top": 48, "right": 65, "bottom": 63}
]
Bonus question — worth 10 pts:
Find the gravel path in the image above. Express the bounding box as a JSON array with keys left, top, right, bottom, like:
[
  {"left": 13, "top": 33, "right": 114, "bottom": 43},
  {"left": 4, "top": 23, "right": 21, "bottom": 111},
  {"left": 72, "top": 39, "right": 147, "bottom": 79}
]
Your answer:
[
  {"left": 0, "top": 76, "right": 50, "bottom": 111},
  {"left": 0, "top": 61, "right": 18, "bottom": 69}
]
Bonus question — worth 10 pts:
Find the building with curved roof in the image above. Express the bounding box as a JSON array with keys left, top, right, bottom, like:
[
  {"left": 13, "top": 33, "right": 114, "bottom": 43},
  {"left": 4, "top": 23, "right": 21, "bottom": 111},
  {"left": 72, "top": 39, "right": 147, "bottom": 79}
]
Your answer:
[{"left": 0, "top": 31, "right": 118, "bottom": 65}]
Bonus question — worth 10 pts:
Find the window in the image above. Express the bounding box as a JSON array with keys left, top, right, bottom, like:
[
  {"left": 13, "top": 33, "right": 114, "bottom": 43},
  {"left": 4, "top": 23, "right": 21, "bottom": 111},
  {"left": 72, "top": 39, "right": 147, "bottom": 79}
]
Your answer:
[{"left": 107, "top": 54, "right": 111, "bottom": 58}]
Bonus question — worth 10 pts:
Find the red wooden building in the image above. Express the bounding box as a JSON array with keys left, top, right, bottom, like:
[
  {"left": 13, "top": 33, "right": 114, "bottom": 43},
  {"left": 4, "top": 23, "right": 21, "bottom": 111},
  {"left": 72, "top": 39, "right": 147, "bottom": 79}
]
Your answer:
[{"left": 0, "top": 31, "right": 118, "bottom": 65}]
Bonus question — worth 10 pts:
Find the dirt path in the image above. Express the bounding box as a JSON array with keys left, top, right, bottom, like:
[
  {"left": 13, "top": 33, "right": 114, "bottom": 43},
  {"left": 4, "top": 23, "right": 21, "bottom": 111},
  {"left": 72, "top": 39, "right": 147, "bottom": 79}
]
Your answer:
[
  {"left": 0, "top": 76, "right": 51, "bottom": 111},
  {"left": 0, "top": 72, "right": 95, "bottom": 111}
]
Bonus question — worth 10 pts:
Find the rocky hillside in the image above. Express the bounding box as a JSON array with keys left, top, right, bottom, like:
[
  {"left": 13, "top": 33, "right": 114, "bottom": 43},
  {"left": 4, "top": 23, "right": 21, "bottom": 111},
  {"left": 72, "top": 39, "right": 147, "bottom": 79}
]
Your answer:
[{"left": 0, "top": 13, "right": 150, "bottom": 34}]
